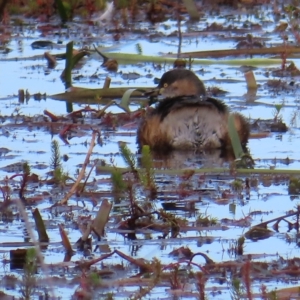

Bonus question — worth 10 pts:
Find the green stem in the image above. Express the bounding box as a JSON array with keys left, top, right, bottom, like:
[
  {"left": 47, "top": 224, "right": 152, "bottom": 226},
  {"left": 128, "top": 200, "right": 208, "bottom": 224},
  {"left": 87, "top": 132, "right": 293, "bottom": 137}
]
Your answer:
[
  {"left": 64, "top": 41, "right": 73, "bottom": 89},
  {"left": 97, "top": 165, "right": 300, "bottom": 176}
]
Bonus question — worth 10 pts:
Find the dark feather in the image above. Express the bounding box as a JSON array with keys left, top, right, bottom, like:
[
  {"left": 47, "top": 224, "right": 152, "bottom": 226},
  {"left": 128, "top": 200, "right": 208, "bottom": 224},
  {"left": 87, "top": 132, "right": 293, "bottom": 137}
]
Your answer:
[
  {"left": 155, "top": 96, "right": 228, "bottom": 121},
  {"left": 158, "top": 69, "right": 202, "bottom": 88}
]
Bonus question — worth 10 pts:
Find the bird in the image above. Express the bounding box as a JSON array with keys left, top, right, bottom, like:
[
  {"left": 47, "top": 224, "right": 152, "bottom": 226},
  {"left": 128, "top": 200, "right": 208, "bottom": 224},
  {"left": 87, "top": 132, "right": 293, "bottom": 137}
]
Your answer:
[{"left": 137, "top": 69, "right": 249, "bottom": 152}]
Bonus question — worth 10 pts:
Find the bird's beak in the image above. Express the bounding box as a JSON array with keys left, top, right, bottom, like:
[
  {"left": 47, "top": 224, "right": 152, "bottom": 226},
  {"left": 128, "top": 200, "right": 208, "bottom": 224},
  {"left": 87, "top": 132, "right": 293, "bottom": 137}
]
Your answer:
[
  {"left": 144, "top": 87, "right": 161, "bottom": 97},
  {"left": 144, "top": 86, "right": 163, "bottom": 105}
]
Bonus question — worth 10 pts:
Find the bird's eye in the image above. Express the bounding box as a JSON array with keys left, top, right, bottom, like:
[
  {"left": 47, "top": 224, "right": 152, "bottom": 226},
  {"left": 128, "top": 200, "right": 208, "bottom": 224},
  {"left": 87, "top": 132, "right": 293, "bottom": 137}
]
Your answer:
[{"left": 163, "top": 83, "right": 168, "bottom": 88}]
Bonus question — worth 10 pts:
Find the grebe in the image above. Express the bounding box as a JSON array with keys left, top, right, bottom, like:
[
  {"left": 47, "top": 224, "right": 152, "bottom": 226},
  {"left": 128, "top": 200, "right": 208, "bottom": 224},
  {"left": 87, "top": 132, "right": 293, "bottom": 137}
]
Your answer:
[{"left": 137, "top": 69, "right": 249, "bottom": 152}]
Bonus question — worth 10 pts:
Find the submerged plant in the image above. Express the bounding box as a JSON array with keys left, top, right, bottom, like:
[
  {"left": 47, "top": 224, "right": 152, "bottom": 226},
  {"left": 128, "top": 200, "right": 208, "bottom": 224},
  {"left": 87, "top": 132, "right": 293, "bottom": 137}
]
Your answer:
[
  {"left": 53, "top": 166, "right": 69, "bottom": 186},
  {"left": 288, "top": 177, "right": 300, "bottom": 195},
  {"left": 236, "top": 236, "right": 245, "bottom": 255},
  {"left": 196, "top": 213, "right": 218, "bottom": 227},
  {"left": 111, "top": 168, "right": 127, "bottom": 196},
  {"left": 19, "top": 248, "right": 37, "bottom": 300},
  {"left": 159, "top": 209, "right": 182, "bottom": 235},
  {"left": 50, "top": 140, "right": 69, "bottom": 185},
  {"left": 139, "top": 145, "right": 157, "bottom": 198},
  {"left": 119, "top": 142, "right": 137, "bottom": 174},
  {"left": 231, "top": 179, "right": 244, "bottom": 193},
  {"left": 50, "top": 140, "right": 61, "bottom": 170},
  {"left": 230, "top": 278, "right": 245, "bottom": 300},
  {"left": 130, "top": 258, "right": 162, "bottom": 299},
  {"left": 169, "top": 265, "right": 181, "bottom": 289},
  {"left": 260, "top": 283, "right": 278, "bottom": 300},
  {"left": 118, "top": 143, "right": 157, "bottom": 198},
  {"left": 266, "top": 290, "right": 278, "bottom": 300},
  {"left": 88, "top": 271, "right": 101, "bottom": 287},
  {"left": 103, "top": 292, "right": 114, "bottom": 300},
  {"left": 19, "top": 162, "right": 31, "bottom": 202},
  {"left": 196, "top": 272, "right": 207, "bottom": 300}
]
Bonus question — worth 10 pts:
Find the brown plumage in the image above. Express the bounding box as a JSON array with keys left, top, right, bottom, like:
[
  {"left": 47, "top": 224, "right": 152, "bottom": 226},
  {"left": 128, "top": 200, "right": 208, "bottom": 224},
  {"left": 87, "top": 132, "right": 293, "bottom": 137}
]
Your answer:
[
  {"left": 157, "top": 69, "right": 206, "bottom": 98},
  {"left": 137, "top": 69, "right": 249, "bottom": 152}
]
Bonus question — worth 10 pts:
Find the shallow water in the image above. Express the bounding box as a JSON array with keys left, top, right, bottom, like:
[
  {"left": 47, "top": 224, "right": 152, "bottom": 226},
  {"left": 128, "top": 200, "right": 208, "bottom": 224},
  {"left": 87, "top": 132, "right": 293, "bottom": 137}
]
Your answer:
[{"left": 1, "top": 1, "right": 300, "bottom": 299}]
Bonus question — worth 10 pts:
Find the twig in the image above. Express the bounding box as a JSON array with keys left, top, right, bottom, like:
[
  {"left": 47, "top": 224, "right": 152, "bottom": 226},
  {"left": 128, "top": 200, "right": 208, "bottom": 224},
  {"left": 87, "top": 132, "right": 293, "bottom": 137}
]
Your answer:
[
  {"left": 44, "top": 110, "right": 60, "bottom": 122},
  {"left": 79, "top": 158, "right": 99, "bottom": 195},
  {"left": 253, "top": 210, "right": 299, "bottom": 228},
  {"left": 96, "top": 100, "right": 116, "bottom": 118},
  {"left": 103, "top": 77, "right": 111, "bottom": 88},
  {"left": 56, "top": 131, "right": 97, "bottom": 206}
]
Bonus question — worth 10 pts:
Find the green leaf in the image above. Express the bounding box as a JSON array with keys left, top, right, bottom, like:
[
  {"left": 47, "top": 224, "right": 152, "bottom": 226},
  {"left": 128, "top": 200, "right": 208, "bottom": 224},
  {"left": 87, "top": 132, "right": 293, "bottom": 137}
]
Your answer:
[
  {"left": 182, "top": 0, "right": 200, "bottom": 21},
  {"left": 32, "top": 208, "right": 49, "bottom": 243},
  {"left": 55, "top": 0, "right": 68, "bottom": 23},
  {"left": 274, "top": 103, "right": 283, "bottom": 113},
  {"left": 89, "top": 50, "right": 284, "bottom": 66},
  {"left": 64, "top": 41, "right": 73, "bottom": 88},
  {"left": 228, "top": 114, "right": 244, "bottom": 159},
  {"left": 119, "top": 88, "right": 138, "bottom": 113}
]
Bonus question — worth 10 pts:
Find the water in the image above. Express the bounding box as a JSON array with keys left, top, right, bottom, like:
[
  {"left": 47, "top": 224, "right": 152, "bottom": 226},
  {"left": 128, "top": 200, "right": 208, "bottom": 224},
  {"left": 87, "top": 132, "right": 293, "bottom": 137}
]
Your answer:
[{"left": 1, "top": 2, "right": 300, "bottom": 299}]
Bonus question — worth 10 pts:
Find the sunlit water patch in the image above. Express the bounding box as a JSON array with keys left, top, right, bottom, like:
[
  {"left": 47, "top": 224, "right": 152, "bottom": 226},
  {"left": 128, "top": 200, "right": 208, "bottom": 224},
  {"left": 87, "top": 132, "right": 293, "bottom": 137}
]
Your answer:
[{"left": 1, "top": 1, "right": 300, "bottom": 299}]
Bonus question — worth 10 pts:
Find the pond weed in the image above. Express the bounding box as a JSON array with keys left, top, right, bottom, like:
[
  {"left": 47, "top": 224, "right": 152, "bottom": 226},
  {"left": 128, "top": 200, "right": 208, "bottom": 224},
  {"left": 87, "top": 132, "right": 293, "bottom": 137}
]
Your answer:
[
  {"left": 50, "top": 139, "right": 61, "bottom": 170},
  {"left": 196, "top": 213, "right": 218, "bottom": 227},
  {"left": 19, "top": 248, "right": 37, "bottom": 300},
  {"left": 288, "top": 177, "right": 300, "bottom": 195},
  {"left": 230, "top": 278, "right": 245, "bottom": 300},
  {"left": 118, "top": 142, "right": 157, "bottom": 198}
]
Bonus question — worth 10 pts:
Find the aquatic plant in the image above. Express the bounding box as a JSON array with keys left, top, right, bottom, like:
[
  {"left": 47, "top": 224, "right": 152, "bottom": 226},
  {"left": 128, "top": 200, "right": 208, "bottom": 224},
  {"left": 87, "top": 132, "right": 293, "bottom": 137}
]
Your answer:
[
  {"left": 19, "top": 248, "right": 37, "bottom": 300},
  {"left": 50, "top": 140, "right": 61, "bottom": 170}
]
